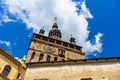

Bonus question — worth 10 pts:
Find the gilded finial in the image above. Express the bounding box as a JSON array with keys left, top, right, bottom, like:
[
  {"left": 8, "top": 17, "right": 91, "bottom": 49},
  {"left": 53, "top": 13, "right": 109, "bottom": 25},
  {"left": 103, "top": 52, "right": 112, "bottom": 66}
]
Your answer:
[
  {"left": 42, "top": 26, "right": 44, "bottom": 29},
  {"left": 55, "top": 17, "right": 57, "bottom": 23},
  {"left": 71, "top": 34, "right": 73, "bottom": 37}
]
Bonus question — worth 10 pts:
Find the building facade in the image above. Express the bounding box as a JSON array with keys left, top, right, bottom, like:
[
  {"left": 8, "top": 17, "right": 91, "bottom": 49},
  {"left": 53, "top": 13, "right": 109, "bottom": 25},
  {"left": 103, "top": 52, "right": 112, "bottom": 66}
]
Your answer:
[
  {"left": 25, "top": 22, "right": 85, "bottom": 63},
  {"left": 0, "top": 48, "right": 26, "bottom": 80},
  {"left": 24, "top": 20, "right": 120, "bottom": 80},
  {"left": 25, "top": 58, "right": 120, "bottom": 80}
]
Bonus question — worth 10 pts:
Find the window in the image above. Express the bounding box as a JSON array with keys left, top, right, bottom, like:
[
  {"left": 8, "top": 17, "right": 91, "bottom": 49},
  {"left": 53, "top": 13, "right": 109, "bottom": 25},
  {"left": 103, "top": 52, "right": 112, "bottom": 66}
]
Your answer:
[
  {"left": 46, "top": 55, "right": 51, "bottom": 62},
  {"left": 63, "top": 42, "right": 68, "bottom": 47},
  {"left": 16, "top": 73, "right": 20, "bottom": 78},
  {"left": 39, "top": 54, "right": 44, "bottom": 61},
  {"left": 42, "top": 37, "right": 48, "bottom": 41},
  {"left": 69, "top": 44, "right": 74, "bottom": 48},
  {"left": 2, "top": 65, "right": 11, "bottom": 77},
  {"left": 56, "top": 41, "right": 61, "bottom": 45},
  {"left": 81, "top": 78, "right": 92, "bottom": 80},
  {"left": 30, "top": 52, "right": 36, "bottom": 61},
  {"left": 58, "top": 49, "right": 65, "bottom": 58},
  {"left": 54, "top": 57, "right": 57, "bottom": 61},
  {"left": 62, "top": 59, "right": 65, "bottom": 61},
  {"left": 49, "top": 39, "right": 55, "bottom": 43},
  {"left": 76, "top": 46, "right": 81, "bottom": 51}
]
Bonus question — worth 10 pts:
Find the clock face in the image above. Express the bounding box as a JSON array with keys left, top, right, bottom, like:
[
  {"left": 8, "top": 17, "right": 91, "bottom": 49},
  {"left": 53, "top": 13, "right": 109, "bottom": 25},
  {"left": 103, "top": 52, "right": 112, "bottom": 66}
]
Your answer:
[{"left": 44, "top": 45, "right": 55, "bottom": 53}]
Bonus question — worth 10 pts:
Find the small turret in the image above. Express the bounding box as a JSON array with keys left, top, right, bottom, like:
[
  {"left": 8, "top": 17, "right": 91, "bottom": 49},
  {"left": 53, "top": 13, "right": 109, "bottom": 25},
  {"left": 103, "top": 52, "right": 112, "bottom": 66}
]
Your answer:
[
  {"left": 70, "top": 34, "right": 76, "bottom": 44},
  {"left": 39, "top": 27, "right": 45, "bottom": 35}
]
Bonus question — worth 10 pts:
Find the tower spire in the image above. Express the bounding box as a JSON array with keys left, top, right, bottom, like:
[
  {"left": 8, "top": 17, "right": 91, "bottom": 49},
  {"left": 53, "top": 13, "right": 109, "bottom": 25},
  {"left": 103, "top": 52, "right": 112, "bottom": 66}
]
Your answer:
[
  {"left": 52, "top": 17, "right": 58, "bottom": 29},
  {"left": 55, "top": 17, "right": 57, "bottom": 23}
]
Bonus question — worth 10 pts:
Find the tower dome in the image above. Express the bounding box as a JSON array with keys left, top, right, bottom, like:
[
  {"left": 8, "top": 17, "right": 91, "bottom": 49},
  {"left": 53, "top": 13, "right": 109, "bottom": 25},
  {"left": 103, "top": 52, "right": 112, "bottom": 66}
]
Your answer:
[{"left": 48, "top": 18, "right": 62, "bottom": 40}]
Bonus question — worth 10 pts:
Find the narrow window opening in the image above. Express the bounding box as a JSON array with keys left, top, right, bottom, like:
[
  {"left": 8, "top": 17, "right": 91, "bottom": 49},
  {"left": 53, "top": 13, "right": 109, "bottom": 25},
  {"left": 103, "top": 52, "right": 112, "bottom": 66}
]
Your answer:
[
  {"left": 39, "top": 54, "right": 44, "bottom": 61},
  {"left": 17, "top": 73, "right": 20, "bottom": 78},
  {"left": 63, "top": 42, "right": 68, "bottom": 47},
  {"left": 2, "top": 65, "right": 11, "bottom": 77},
  {"left": 54, "top": 57, "right": 58, "bottom": 61},
  {"left": 46, "top": 55, "right": 51, "bottom": 62},
  {"left": 58, "top": 49, "right": 65, "bottom": 58},
  {"left": 69, "top": 44, "right": 74, "bottom": 48},
  {"left": 56, "top": 41, "right": 61, "bottom": 45},
  {"left": 30, "top": 52, "right": 36, "bottom": 61}
]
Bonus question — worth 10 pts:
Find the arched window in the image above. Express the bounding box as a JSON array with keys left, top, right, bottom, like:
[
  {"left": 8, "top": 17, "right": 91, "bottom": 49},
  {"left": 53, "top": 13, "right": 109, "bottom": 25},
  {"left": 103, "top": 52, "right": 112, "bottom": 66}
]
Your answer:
[
  {"left": 30, "top": 52, "right": 36, "bottom": 61},
  {"left": 39, "top": 54, "right": 44, "bottom": 61},
  {"left": 2, "top": 65, "right": 11, "bottom": 77},
  {"left": 54, "top": 57, "right": 57, "bottom": 61},
  {"left": 46, "top": 55, "right": 51, "bottom": 62},
  {"left": 58, "top": 49, "right": 65, "bottom": 58}
]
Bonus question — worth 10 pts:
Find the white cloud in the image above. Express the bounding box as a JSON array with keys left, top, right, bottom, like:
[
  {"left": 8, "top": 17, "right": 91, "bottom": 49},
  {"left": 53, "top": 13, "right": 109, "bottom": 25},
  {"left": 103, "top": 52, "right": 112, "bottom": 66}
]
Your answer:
[
  {"left": 2, "top": 15, "right": 16, "bottom": 22},
  {"left": 83, "top": 33, "right": 103, "bottom": 53},
  {"left": 15, "top": 55, "right": 26, "bottom": 61},
  {"left": 0, "top": 40, "right": 11, "bottom": 47},
  {"left": 80, "top": 0, "right": 93, "bottom": 18},
  {"left": 0, "top": 14, "right": 16, "bottom": 25},
  {"left": 3, "top": 0, "right": 103, "bottom": 54},
  {"left": 14, "top": 57, "right": 21, "bottom": 61},
  {"left": 22, "top": 55, "right": 26, "bottom": 60}
]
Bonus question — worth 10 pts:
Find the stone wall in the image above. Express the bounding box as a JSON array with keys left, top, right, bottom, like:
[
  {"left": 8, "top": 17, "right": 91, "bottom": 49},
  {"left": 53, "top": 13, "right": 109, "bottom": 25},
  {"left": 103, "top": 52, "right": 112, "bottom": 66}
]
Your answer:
[{"left": 24, "top": 62, "right": 120, "bottom": 80}]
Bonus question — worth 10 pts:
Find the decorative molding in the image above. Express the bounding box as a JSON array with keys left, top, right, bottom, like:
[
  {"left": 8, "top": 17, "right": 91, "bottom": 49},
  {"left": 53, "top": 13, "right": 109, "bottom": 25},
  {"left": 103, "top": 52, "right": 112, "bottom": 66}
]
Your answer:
[{"left": 26, "top": 57, "right": 120, "bottom": 67}]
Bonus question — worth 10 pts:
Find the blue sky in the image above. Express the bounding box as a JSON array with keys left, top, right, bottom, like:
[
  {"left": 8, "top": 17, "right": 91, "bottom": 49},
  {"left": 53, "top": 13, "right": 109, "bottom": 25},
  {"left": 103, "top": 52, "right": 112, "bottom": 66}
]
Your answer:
[
  {"left": 0, "top": 0, "right": 120, "bottom": 59},
  {"left": 86, "top": 0, "right": 120, "bottom": 58}
]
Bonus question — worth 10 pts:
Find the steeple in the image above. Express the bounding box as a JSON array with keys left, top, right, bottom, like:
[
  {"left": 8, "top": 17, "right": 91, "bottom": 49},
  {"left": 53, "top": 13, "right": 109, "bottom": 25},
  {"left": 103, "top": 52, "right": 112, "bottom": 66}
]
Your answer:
[
  {"left": 39, "top": 27, "right": 45, "bottom": 35},
  {"left": 52, "top": 17, "right": 58, "bottom": 29},
  {"left": 70, "top": 34, "right": 76, "bottom": 44},
  {"left": 48, "top": 17, "right": 62, "bottom": 40}
]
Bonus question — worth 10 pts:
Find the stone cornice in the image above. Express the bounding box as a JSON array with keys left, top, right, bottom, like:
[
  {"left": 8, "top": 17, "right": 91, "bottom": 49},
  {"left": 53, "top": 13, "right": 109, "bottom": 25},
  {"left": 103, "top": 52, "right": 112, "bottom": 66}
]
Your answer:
[
  {"left": 26, "top": 57, "right": 120, "bottom": 67},
  {"left": 33, "top": 33, "right": 84, "bottom": 52},
  {"left": 0, "top": 48, "right": 21, "bottom": 67},
  {"left": 31, "top": 33, "right": 85, "bottom": 55}
]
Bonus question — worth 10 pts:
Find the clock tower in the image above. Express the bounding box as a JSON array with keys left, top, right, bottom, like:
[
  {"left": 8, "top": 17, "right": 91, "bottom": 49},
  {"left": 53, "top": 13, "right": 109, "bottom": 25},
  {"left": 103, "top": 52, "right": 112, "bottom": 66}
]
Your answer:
[{"left": 25, "top": 18, "right": 85, "bottom": 63}]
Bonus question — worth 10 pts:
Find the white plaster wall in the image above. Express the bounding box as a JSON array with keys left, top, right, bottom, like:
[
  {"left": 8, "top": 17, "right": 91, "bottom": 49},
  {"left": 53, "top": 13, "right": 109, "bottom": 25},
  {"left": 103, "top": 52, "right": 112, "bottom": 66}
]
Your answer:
[{"left": 24, "top": 62, "right": 120, "bottom": 80}]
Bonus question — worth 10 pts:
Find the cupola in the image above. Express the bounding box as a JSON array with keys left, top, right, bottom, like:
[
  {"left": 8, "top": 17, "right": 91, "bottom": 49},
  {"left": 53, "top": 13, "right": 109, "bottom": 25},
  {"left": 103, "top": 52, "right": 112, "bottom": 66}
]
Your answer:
[{"left": 48, "top": 17, "right": 62, "bottom": 40}]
